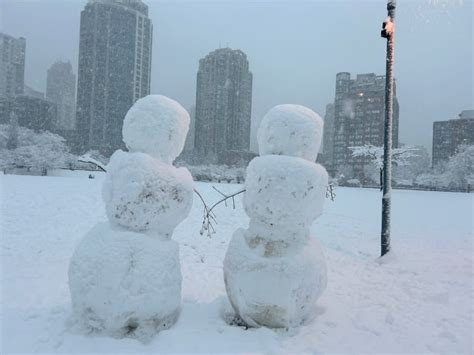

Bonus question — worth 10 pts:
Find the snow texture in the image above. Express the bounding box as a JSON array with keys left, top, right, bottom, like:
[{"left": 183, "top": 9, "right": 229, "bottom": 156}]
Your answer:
[
  {"left": 224, "top": 229, "right": 327, "bottom": 328},
  {"left": 68, "top": 222, "right": 181, "bottom": 339},
  {"left": 103, "top": 150, "right": 194, "bottom": 236},
  {"left": 122, "top": 95, "right": 190, "bottom": 164},
  {"left": 225, "top": 104, "right": 328, "bottom": 328},
  {"left": 244, "top": 155, "right": 328, "bottom": 234},
  {"left": 257, "top": 104, "right": 323, "bottom": 162}
]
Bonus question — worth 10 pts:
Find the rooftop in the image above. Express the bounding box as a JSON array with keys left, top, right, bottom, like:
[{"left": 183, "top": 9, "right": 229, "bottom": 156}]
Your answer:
[{"left": 89, "top": 0, "right": 148, "bottom": 16}]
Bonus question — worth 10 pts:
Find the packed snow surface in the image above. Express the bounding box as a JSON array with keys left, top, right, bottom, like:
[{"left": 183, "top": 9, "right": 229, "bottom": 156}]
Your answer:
[
  {"left": 122, "top": 95, "right": 190, "bottom": 163},
  {"left": 68, "top": 222, "right": 182, "bottom": 339},
  {"left": 1, "top": 173, "right": 472, "bottom": 354},
  {"left": 257, "top": 104, "right": 323, "bottom": 161},
  {"left": 224, "top": 229, "right": 327, "bottom": 328},
  {"left": 103, "top": 150, "right": 194, "bottom": 236}
]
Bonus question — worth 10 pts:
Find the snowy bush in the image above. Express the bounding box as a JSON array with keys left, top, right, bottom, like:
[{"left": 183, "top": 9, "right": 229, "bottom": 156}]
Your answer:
[
  {"left": 416, "top": 145, "right": 474, "bottom": 190},
  {"left": 184, "top": 164, "right": 246, "bottom": 183},
  {"left": 0, "top": 124, "right": 73, "bottom": 173},
  {"left": 444, "top": 145, "right": 474, "bottom": 188}
]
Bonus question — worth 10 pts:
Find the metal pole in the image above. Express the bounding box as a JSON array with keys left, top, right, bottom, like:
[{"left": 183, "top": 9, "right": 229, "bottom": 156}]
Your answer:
[{"left": 381, "top": 1, "right": 396, "bottom": 256}]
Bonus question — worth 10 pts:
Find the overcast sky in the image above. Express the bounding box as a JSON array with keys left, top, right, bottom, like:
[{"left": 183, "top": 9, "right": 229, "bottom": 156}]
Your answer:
[{"left": 1, "top": 0, "right": 472, "bottom": 152}]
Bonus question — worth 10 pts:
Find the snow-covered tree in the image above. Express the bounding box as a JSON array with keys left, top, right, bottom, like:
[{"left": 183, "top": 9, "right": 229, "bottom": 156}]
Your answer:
[
  {"left": 394, "top": 146, "right": 431, "bottom": 185},
  {"left": 0, "top": 124, "right": 73, "bottom": 174},
  {"left": 349, "top": 144, "right": 419, "bottom": 184},
  {"left": 444, "top": 145, "right": 474, "bottom": 188},
  {"left": 6, "top": 113, "right": 19, "bottom": 150},
  {"left": 415, "top": 145, "right": 473, "bottom": 190},
  {"left": 350, "top": 144, "right": 418, "bottom": 168}
]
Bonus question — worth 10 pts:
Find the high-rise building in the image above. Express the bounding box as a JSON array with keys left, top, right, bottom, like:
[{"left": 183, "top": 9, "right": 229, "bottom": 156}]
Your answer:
[
  {"left": 46, "top": 61, "right": 76, "bottom": 131},
  {"left": 0, "top": 33, "right": 26, "bottom": 97},
  {"left": 183, "top": 105, "right": 196, "bottom": 153},
  {"left": 432, "top": 110, "right": 474, "bottom": 167},
  {"left": 75, "top": 0, "right": 153, "bottom": 155},
  {"left": 194, "top": 48, "right": 253, "bottom": 165},
  {"left": 321, "top": 103, "right": 335, "bottom": 169},
  {"left": 331, "top": 72, "right": 399, "bottom": 178},
  {"left": 24, "top": 85, "right": 45, "bottom": 99}
]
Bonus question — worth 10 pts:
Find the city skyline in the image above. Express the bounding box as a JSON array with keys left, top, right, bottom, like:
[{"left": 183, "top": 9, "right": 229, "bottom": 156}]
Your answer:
[{"left": 2, "top": 0, "right": 471, "bottom": 152}]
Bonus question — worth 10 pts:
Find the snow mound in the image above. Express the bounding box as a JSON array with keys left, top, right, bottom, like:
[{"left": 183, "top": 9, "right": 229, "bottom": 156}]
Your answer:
[
  {"left": 68, "top": 222, "right": 182, "bottom": 338},
  {"left": 257, "top": 104, "right": 323, "bottom": 161},
  {"left": 224, "top": 229, "right": 327, "bottom": 328},
  {"left": 103, "top": 150, "right": 194, "bottom": 236},
  {"left": 244, "top": 155, "right": 328, "bottom": 231},
  {"left": 122, "top": 95, "right": 190, "bottom": 163}
]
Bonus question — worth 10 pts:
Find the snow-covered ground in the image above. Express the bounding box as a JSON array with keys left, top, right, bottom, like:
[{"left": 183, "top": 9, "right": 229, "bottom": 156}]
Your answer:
[{"left": 1, "top": 173, "right": 472, "bottom": 354}]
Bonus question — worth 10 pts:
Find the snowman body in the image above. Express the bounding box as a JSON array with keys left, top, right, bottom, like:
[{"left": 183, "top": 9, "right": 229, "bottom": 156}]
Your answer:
[
  {"left": 69, "top": 95, "right": 193, "bottom": 338},
  {"left": 224, "top": 104, "right": 328, "bottom": 328}
]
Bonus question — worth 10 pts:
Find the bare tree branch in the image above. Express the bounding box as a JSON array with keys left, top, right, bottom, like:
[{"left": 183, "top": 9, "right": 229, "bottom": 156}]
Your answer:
[{"left": 77, "top": 155, "right": 107, "bottom": 172}]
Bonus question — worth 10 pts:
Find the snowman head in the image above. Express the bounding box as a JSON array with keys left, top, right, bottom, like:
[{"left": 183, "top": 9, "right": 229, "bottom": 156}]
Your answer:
[
  {"left": 122, "top": 95, "right": 190, "bottom": 164},
  {"left": 257, "top": 104, "right": 323, "bottom": 162}
]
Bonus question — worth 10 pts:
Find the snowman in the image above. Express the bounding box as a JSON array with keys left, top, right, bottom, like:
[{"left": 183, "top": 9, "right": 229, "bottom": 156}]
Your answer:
[
  {"left": 68, "top": 95, "right": 194, "bottom": 339},
  {"left": 223, "top": 104, "right": 328, "bottom": 328}
]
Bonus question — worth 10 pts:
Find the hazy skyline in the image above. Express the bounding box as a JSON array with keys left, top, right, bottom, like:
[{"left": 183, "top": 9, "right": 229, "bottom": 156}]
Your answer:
[{"left": 1, "top": 0, "right": 472, "bottom": 152}]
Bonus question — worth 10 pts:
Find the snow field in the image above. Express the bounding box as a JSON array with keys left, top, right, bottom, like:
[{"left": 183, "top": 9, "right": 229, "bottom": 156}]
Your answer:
[{"left": 1, "top": 174, "right": 472, "bottom": 353}]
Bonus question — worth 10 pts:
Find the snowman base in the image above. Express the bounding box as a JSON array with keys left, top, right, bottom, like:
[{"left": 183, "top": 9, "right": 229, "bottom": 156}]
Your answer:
[
  {"left": 68, "top": 222, "right": 182, "bottom": 338},
  {"left": 223, "top": 229, "right": 327, "bottom": 328}
]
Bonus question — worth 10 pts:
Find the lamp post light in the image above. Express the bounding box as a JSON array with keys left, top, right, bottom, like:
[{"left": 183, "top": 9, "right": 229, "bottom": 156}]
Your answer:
[{"left": 380, "top": 0, "right": 396, "bottom": 257}]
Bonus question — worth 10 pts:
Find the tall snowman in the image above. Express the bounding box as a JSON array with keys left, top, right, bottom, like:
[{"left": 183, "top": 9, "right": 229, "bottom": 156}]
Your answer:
[
  {"left": 224, "top": 104, "right": 328, "bottom": 328},
  {"left": 68, "top": 95, "right": 194, "bottom": 339}
]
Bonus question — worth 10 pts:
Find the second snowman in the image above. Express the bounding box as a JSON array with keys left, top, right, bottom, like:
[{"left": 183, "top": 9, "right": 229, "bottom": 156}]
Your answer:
[{"left": 224, "top": 104, "right": 329, "bottom": 328}]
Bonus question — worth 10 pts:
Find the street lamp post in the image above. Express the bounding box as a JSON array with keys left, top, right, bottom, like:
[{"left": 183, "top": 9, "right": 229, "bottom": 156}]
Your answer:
[{"left": 380, "top": 0, "right": 396, "bottom": 256}]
